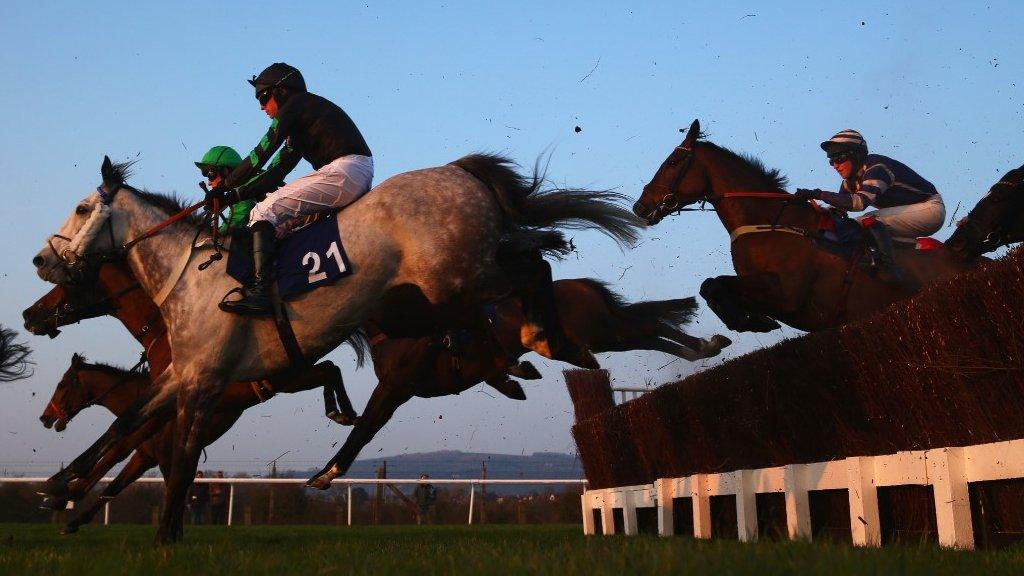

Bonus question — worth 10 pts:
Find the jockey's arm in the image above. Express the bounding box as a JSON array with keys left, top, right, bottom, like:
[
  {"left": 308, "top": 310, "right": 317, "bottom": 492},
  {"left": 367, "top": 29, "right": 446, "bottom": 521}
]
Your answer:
[
  {"left": 817, "top": 164, "right": 891, "bottom": 212},
  {"left": 232, "top": 145, "right": 301, "bottom": 203},
  {"left": 222, "top": 101, "right": 298, "bottom": 191}
]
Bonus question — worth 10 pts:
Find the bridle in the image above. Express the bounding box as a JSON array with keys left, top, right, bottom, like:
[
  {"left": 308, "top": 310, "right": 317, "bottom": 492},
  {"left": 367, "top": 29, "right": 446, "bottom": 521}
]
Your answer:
[
  {"left": 640, "top": 144, "right": 700, "bottom": 221},
  {"left": 49, "top": 362, "right": 143, "bottom": 426}
]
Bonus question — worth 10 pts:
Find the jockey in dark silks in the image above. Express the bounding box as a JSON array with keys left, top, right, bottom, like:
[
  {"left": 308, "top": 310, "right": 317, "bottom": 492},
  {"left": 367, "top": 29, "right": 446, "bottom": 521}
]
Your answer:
[
  {"left": 796, "top": 129, "right": 945, "bottom": 284},
  {"left": 208, "top": 62, "right": 373, "bottom": 316}
]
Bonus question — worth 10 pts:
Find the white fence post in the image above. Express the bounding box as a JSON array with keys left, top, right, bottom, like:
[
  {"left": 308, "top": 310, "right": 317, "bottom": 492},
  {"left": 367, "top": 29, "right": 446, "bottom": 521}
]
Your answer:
[
  {"left": 582, "top": 493, "right": 596, "bottom": 535},
  {"left": 736, "top": 470, "right": 758, "bottom": 542},
  {"left": 784, "top": 464, "right": 811, "bottom": 540},
  {"left": 655, "top": 479, "right": 674, "bottom": 536},
  {"left": 227, "top": 483, "right": 235, "bottom": 527},
  {"left": 691, "top": 474, "right": 712, "bottom": 539},
  {"left": 103, "top": 501, "right": 110, "bottom": 526},
  {"left": 847, "top": 456, "right": 881, "bottom": 547},
  {"left": 929, "top": 448, "right": 974, "bottom": 549},
  {"left": 347, "top": 484, "right": 353, "bottom": 526},
  {"left": 467, "top": 482, "right": 475, "bottom": 525}
]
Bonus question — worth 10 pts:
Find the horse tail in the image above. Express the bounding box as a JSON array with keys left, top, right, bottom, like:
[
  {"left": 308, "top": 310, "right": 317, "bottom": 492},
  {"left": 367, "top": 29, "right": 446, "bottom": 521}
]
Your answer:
[
  {"left": 450, "top": 153, "right": 645, "bottom": 249},
  {"left": 0, "top": 326, "right": 32, "bottom": 382},
  {"left": 345, "top": 329, "right": 370, "bottom": 368},
  {"left": 572, "top": 278, "right": 699, "bottom": 327}
]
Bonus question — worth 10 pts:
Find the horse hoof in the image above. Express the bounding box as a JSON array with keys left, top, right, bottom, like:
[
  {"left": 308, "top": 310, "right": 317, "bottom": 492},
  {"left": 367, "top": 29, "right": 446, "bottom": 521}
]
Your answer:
[
  {"left": 327, "top": 411, "right": 356, "bottom": 426},
  {"left": 39, "top": 496, "right": 69, "bottom": 511},
  {"left": 507, "top": 361, "right": 542, "bottom": 380},
  {"left": 38, "top": 478, "right": 71, "bottom": 499},
  {"left": 705, "top": 335, "right": 733, "bottom": 355}
]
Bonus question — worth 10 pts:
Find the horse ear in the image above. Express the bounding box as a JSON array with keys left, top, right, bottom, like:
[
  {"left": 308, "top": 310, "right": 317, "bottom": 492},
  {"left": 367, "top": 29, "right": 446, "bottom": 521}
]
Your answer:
[
  {"left": 72, "top": 353, "right": 83, "bottom": 366},
  {"left": 682, "top": 119, "right": 700, "bottom": 149},
  {"left": 100, "top": 156, "right": 120, "bottom": 190}
]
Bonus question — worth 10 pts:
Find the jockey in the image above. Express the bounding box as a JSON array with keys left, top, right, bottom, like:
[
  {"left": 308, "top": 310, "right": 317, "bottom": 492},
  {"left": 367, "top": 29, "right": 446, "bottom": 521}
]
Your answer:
[
  {"left": 795, "top": 129, "right": 945, "bottom": 283},
  {"left": 208, "top": 62, "right": 374, "bottom": 316},
  {"left": 194, "top": 146, "right": 256, "bottom": 234}
]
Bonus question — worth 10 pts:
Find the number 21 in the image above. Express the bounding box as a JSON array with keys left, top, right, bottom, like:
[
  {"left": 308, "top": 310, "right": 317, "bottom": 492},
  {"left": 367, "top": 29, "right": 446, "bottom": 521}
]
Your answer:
[{"left": 303, "top": 241, "right": 345, "bottom": 283}]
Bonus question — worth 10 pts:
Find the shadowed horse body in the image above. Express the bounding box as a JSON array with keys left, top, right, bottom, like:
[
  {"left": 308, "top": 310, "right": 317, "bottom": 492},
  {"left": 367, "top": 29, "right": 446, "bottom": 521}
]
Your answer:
[
  {"left": 632, "top": 120, "right": 976, "bottom": 332},
  {"left": 42, "top": 355, "right": 347, "bottom": 533},
  {"left": 946, "top": 163, "right": 1024, "bottom": 262},
  {"left": 32, "top": 154, "right": 642, "bottom": 542}
]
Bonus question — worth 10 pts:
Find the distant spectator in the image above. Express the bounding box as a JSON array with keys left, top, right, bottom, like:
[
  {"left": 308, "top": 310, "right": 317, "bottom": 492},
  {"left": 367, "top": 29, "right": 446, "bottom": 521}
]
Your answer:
[
  {"left": 187, "top": 471, "right": 209, "bottom": 525},
  {"left": 209, "top": 471, "right": 228, "bottom": 524},
  {"left": 413, "top": 473, "right": 436, "bottom": 525}
]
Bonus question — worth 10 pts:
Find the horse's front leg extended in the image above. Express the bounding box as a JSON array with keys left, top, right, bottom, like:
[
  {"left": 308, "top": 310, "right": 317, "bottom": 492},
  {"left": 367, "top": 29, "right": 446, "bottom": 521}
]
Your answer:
[
  {"left": 308, "top": 380, "right": 414, "bottom": 490},
  {"left": 62, "top": 450, "right": 157, "bottom": 534},
  {"left": 157, "top": 379, "right": 223, "bottom": 545},
  {"left": 699, "top": 275, "right": 781, "bottom": 333}
]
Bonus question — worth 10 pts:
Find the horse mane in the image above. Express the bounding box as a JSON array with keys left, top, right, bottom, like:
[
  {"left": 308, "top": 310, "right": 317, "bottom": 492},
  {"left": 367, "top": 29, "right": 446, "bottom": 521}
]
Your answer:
[
  {"left": 73, "top": 354, "right": 150, "bottom": 378},
  {"left": 699, "top": 140, "right": 790, "bottom": 191},
  {"left": 105, "top": 159, "right": 204, "bottom": 228},
  {"left": 129, "top": 189, "right": 205, "bottom": 228}
]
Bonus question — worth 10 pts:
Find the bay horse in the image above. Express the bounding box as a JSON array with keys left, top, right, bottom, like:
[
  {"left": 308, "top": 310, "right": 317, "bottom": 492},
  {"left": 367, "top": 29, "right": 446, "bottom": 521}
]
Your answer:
[
  {"left": 946, "top": 163, "right": 1024, "bottom": 262},
  {"left": 33, "top": 154, "right": 642, "bottom": 542},
  {"left": 43, "top": 354, "right": 347, "bottom": 534},
  {"left": 632, "top": 119, "right": 976, "bottom": 333}
]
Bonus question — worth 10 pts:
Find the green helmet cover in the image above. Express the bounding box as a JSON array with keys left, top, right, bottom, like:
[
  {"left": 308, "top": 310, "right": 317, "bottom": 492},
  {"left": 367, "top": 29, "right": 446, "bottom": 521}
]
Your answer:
[{"left": 195, "top": 145, "right": 243, "bottom": 171}]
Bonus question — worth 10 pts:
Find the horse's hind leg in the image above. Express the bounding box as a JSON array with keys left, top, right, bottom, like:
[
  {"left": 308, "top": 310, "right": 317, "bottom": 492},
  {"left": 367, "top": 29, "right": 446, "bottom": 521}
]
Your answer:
[
  {"left": 655, "top": 324, "right": 732, "bottom": 358},
  {"left": 322, "top": 362, "right": 357, "bottom": 425},
  {"left": 699, "top": 276, "right": 780, "bottom": 333},
  {"left": 308, "top": 379, "right": 414, "bottom": 490},
  {"left": 485, "top": 377, "right": 527, "bottom": 400},
  {"left": 62, "top": 450, "right": 156, "bottom": 534}
]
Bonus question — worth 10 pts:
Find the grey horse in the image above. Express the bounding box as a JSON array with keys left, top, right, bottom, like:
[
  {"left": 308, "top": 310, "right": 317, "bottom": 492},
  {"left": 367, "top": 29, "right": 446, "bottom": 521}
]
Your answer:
[{"left": 34, "top": 154, "right": 642, "bottom": 543}]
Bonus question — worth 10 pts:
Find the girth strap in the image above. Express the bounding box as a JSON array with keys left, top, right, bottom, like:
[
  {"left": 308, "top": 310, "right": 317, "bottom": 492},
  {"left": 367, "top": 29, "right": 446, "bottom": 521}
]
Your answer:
[{"left": 729, "top": 224, "right": 808, "bottom": 244}]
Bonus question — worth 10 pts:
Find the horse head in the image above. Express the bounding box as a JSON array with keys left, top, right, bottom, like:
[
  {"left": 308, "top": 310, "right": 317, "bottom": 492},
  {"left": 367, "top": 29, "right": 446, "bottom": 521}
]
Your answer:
[
  {"left": 946, "top": 177, "right": 1024, "bottom": 262},
  {"left": 22, "top": 273, "right": 116, "bottom": 338},
  {"left": 41, "top": 353, "right": 92, "bottom": 432},
  {"left": 633, "top": 119, "right": 711, "bottom": 225},
  {"left": 33, "top": 156, "right": 130, "bottom": 284}
]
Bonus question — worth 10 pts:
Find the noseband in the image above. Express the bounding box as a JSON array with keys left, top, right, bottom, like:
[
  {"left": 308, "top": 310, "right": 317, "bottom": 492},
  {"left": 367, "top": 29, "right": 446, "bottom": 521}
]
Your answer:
[{"left": 641, "top": 145, "right": 701, "bottom": 220}]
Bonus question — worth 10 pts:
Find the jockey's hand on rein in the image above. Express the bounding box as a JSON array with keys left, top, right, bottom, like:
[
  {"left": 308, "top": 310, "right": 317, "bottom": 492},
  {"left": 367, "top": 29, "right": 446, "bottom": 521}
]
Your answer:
[
  {"left": 794, "top": 188, "right": 823, "bottom": 201},
  {"left": 204, "top": 185, "right": 240, "bottom": 206}
]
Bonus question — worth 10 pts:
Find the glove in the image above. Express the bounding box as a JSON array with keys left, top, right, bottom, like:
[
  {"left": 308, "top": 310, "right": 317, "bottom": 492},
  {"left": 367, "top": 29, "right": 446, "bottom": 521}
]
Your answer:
[
  {"left": 794, "top": 188, "right": 822, "bottom": 201},
  {"left": 204, "top": 184, "right": 226, "bottom": 203}
]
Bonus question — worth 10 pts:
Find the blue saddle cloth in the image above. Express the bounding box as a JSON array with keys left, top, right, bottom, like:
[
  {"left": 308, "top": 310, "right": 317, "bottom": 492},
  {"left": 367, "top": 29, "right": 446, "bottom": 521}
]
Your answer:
[
  {"left": 227, "top": 213, "right": 353, "bottom": 300},
  {"left": 813, "top": 210, "right": 867, "bottom": 258}
]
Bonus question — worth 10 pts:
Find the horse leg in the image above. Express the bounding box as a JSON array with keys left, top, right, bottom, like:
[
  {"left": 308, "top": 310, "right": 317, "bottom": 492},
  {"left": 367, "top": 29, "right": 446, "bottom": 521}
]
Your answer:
[
  {"left": 157, "top": 379, "right": 222, "bottom": 545},
  {"left": 40, "top": 374, "right": 176, "bottom": 500},
  {"left": 517, "top": 258, "right": 599, "bottom": 369},
  {"left": 40, "top": 407, "right": 172, "bottom": 509},
  {"left": 655, "top": 324, "right": 732, "bottom": 359},
  {"left": 699, "top": 276, "right": 781, "bottom": 332},
  {"left": 308, "top": 380, "right": 414, "bottom": 490},
  {"left": 62, "top": 450, "right": 156, "bottom": 535},
  {"left": 484, "top": 376, "right": 527, "bottom": 400},
  {"left": 322, "top": 362, "right": 358, "bottom": 425}
]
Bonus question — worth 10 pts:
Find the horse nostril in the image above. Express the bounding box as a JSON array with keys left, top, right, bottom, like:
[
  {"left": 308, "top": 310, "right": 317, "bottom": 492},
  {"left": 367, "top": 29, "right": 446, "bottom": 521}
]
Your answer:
[{"left": 32, "top": 255, "right": 45, "bottom": 268}]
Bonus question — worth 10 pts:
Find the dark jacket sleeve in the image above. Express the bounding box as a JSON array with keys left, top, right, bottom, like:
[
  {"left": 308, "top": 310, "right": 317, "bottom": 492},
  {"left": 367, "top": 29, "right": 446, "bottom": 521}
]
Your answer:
[
  {"left": 235, "top": 145, "right": 302, "bottom": 201},
  {"left": 223, "top": 100, "right": 298, "bottom": 190}
]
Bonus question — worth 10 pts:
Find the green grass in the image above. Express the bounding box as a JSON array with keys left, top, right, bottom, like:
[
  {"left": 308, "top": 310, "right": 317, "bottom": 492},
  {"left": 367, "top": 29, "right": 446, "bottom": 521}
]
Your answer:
[{"left": 2, "top": 523, "right": 1024, "bottom": 575}]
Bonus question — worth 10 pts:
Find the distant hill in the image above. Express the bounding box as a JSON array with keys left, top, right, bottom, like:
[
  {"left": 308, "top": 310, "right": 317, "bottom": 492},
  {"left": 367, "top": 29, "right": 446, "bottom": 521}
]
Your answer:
[{"left": 289, "top": 450, "right": 585, "bottom": 495}]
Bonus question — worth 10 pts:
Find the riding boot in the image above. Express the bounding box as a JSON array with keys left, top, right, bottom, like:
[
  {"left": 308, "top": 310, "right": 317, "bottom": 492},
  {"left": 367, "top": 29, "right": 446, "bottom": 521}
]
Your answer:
[
  {"left": 865, "top": 221, "right": 904, "bottom": 285},
  {"left": 524, "top": 259, "right": 599, "bottom": 369},
  {"left": 220, "top": 221, "right": 277, "bottom": 316}
]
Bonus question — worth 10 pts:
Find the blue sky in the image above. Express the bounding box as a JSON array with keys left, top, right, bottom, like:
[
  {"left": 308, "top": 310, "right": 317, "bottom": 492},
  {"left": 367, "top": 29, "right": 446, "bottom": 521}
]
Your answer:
[{"left": 1, "top": 1, "right": 1020, "bottom": 475}]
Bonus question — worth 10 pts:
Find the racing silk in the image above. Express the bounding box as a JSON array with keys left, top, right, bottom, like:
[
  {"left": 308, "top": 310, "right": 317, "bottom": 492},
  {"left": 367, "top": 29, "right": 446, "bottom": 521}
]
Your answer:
[
  {"left": 818, "top": 154, "right": 939, "bottom": 212},
  {"left": 224, "top": 91, "right": 372, "bottom": 202}
]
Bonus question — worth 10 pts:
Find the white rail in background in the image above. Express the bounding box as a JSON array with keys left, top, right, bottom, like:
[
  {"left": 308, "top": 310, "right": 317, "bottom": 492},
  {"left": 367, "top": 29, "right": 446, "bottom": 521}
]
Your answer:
[
  {"left": 581, "top": 438, "right": 1024, "bottom": 549},
  {"left": 0, "top": 477, "right": 586, "bottom": 527}
]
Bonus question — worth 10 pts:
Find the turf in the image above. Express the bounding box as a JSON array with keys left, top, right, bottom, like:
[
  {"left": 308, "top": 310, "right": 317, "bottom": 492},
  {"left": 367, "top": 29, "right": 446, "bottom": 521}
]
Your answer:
[{"left": 2, "top": 523, "right": 1024, "bottom": 575}]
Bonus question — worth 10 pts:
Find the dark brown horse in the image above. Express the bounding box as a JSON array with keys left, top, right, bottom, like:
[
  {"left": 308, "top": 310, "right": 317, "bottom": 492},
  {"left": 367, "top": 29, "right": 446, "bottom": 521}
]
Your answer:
[
  {"left": 307, "top": 279, "right": 728, "bottom": 488},
  {"left": 632, "top": 119, "right": 976, "bottom": 332},
  {"left": 946, "top": 163, "right": 1024, "bottom": 262},
  {"left": 42, "top": 354, "right": 346, "bottom": 533}
]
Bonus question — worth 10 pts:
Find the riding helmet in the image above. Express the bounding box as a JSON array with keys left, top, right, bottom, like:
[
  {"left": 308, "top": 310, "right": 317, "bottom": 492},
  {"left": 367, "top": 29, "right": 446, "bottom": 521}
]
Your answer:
[{"left": 248, "top": 63, "right": 307, "bottom": 94}]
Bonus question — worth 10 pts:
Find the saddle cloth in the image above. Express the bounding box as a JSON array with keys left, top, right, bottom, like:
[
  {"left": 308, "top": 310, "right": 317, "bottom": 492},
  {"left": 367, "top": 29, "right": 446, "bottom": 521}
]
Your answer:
[
  {"left": 227, "top": 212, "right": 353, "bottom": 299},
  {"left": 814, "top": 209, "right": 942, "bottom": 254}
]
